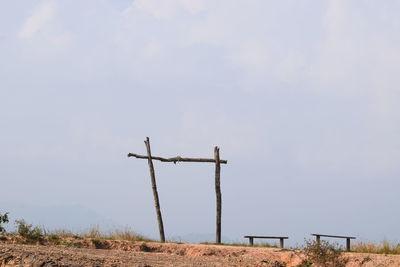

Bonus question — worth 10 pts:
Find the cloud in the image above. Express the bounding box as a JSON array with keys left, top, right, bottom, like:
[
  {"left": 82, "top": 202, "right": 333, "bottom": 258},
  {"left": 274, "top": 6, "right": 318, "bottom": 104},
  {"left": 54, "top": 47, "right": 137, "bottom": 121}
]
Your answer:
[
  {"left": 309, "top": 0, "right": 400, "bottom": 93},
  {"left": 124, "top": 0, "right": 206, "bottom": 19},
  {"left": 174, "top": 110, "right": 263, "bottom": 157},
  {"left": 231, "top": 40, "right": 270, "bottom": 73},
  {"left": 118, "top": 1, "right": 321, "bottom": 91},
  {"left": 307, "top": 0, "right": 400, "bottom": 143},
  {"left": 2, "top": 0, "right": 400, "bottom": 242},
  {"left": 104, "top": 1, "right": 400, "bottom": 176},
  {"left": 16, "top": 0, "right": 73, "bottom": 58},
  {"left": 18, "top": 0, "right": 56, "bottom": 39}
]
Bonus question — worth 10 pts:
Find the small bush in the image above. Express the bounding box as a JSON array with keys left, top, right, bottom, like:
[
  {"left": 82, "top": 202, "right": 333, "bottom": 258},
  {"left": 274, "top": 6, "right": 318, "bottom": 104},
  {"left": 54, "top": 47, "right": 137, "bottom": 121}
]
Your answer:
[
  {"left": 296, "top": 260, "right": 312, "bottom": 267},
  {"left": 15, "top": 219, "right": 44, "bottom": 241},
  {"left": 261, "top": 260, "right": 287, "bottom": 267},
  {"left": 272, "top": 261, "right": 287, "bottom": 267},
  {"left": 92, "top": 239, "right": 110, "bottom": 249},
  {"left": 0, "top": 212, "right": 9, "bottom": 234},
  {"left": 139, "top": 242, "right": 152, "bottom": 252},
  {"left": 47, "top": 234, "right": 62, "bottom": 245},
  {"left": 299, "top": 239, "right": 348, "bottom": 267},
  {"left": 361, "top": 256, "right": 372, "bottom": 264}
]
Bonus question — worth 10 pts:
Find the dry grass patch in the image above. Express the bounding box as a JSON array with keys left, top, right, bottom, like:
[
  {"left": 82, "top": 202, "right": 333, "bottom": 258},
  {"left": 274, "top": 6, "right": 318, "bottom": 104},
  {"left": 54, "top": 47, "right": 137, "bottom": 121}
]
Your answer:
[
  {"left": 352, "top": 240, "right": 400, "bottom": 255},
  {"left": 81, "top": 226, "right": 153, "bottom": 242}
]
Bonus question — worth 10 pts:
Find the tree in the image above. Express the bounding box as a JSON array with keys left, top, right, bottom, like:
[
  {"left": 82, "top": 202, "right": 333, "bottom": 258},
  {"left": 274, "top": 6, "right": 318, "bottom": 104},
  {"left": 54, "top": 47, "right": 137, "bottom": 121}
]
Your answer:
[{"left": 0, "top": 212, "right": 9, "bottom": 234}]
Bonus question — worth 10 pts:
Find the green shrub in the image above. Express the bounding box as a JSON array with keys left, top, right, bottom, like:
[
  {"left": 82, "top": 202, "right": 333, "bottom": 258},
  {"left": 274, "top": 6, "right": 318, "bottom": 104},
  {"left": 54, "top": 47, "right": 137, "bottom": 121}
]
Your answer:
[
  {"left": 47, "top": 234, "right": 62, "bottom": 245},
  {"left": 15, "top": 219, "right": 44, "bottom": 241},
  {"left": 298, "top": 239, "right": 348, "bottom": 267},
  {"left": 296, "top": 260, "right": 312, "bottom": 267},
  {"left": 261, "top": 260, "right": 287, "bottom": 267},
  {"left": 92, "top": 239, "right": 110, "bottom": 249},
  {"left": 139, "top": 242, "right": 152, "bottom": 252},
  {"left": 0, "top": 212, "right": 9, "bottom": 234}
]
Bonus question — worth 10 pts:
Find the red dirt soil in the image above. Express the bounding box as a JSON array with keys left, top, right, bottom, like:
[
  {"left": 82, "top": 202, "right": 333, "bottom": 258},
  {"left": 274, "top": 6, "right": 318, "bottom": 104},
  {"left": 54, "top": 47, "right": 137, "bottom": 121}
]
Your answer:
[{"left": 1, "top": 237, "right": 400, "bottom": 266}]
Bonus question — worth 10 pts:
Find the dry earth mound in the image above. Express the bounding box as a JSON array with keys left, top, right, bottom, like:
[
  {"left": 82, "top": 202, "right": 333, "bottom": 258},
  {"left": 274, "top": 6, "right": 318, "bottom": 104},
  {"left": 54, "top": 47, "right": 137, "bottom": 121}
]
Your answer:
[{"left": 1, "top": 236, "right": 400, "bottom": 266}]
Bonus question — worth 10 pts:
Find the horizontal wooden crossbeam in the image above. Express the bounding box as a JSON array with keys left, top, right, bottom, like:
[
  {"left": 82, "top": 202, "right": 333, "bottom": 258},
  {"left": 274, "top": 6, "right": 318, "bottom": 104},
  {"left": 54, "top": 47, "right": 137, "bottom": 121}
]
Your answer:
[{"left": 127, "top": 153, "right": 228, "bottom": 164}]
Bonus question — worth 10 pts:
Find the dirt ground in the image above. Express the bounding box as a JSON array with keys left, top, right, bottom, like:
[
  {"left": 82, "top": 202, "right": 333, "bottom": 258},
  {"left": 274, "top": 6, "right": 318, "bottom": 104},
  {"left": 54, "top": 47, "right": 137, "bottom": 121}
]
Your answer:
[{"left": 1, "top": 238, "right": 400, "bottom": 267}]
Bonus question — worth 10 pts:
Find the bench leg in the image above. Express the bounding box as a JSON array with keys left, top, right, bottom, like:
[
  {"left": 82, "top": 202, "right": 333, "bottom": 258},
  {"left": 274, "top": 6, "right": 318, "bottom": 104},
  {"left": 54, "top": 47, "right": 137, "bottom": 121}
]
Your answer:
[
  {"left": 280, "top": 238, "right": 284, "bottom": 248},
  {"left": 346, "top": 238, "right": 351, "bottom": 252},
  {"left": 316, "top": 235, "right": 320, "bottom": 246},
  {"left": 249, "top": 237, "right": 254, "bottom": 246}
]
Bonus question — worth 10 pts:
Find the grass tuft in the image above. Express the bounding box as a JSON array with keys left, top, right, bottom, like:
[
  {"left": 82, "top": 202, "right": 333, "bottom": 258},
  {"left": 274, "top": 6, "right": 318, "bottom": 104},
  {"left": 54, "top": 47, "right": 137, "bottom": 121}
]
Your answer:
[
  {"left": 352, "top": 240, "right": 400, "bottom": 255},
  {"left": 80, "top": 226, "right": 153, "bottom": 242}
]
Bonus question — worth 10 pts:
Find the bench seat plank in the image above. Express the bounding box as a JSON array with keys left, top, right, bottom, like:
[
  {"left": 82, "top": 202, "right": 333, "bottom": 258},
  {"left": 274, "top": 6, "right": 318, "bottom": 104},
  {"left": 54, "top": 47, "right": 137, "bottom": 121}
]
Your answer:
[
  {"left": 311, "top": 234, "right": 356, "bottom": 239},
  {"left": 311, "top": 233, "right": 356, "bottom": 252},
  {"left": 244, "top": 236, "right": 288, "bottom": 239}
]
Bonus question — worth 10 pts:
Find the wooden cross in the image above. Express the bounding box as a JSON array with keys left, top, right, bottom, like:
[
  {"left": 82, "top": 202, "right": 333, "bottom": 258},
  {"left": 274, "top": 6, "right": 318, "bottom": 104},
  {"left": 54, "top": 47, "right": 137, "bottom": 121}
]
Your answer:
[{"left": 128, "top": 137, "right": 227, "bottom": 243}]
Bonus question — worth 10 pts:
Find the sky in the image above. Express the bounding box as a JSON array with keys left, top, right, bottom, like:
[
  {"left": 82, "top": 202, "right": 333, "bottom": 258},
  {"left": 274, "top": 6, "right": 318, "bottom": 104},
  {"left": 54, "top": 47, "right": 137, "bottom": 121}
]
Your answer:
[{"left": 1, "top": 0, "right": 400, "bottom": 246}]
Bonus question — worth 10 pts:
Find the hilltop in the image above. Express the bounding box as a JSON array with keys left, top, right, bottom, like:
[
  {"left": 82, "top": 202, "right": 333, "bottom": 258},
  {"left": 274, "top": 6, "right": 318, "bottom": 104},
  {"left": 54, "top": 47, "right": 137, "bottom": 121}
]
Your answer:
[{"left": 1, "top": 236, "right": 400, "bottom": 266}]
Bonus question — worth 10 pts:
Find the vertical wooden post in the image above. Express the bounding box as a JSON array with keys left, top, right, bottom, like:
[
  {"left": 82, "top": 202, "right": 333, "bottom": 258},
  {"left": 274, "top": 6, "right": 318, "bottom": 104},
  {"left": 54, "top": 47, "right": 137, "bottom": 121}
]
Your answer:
[
  {"left": 346, "top": 238, "right": 351, "bottom": 252},
  {"left": 144, "top": 137, "right": 166, "bottom": 242},
  {"left": 280, "top": 238, "right": 284, "bottom": 248},
  {"left": 249, "top": 237, "right": 254, "bottom": 246},
  {"left": 316, "top": 235, "right": 320, "bottom": 246},
  {"left": 214, "top": 146, "right": 222, "bottom": 244}
]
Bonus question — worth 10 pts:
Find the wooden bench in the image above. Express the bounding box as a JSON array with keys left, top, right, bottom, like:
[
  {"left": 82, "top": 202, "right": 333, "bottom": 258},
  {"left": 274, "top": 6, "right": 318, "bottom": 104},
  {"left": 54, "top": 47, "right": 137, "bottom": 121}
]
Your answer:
[
  {"left": 244, "top": 236, "right": 288, "bottom": 248},
  {"left": 311, "top": 234, "right": 356, "bottom": 252}
]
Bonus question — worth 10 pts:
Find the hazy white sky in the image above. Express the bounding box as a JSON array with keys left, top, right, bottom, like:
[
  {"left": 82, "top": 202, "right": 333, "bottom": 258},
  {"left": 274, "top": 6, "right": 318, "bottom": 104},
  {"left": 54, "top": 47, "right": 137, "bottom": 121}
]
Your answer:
[{"left": 1, "top": 0, "right": 400, "bottom": 245}]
